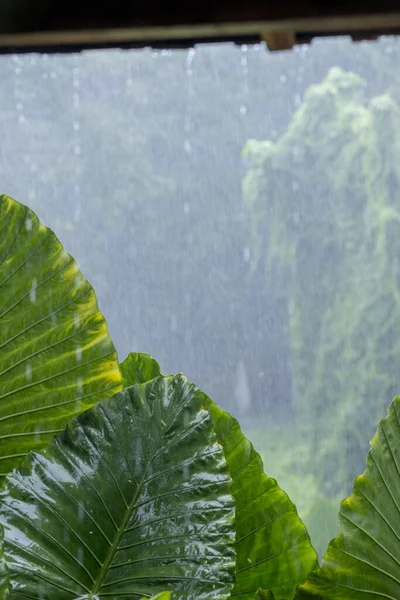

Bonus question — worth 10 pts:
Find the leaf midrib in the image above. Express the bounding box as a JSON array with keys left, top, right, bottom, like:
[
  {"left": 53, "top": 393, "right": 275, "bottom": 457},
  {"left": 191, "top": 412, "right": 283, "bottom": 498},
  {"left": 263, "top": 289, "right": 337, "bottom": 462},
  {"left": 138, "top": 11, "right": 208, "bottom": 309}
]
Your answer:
[{"left": 90, "top": 386, "right": 170, "bottom": 596}]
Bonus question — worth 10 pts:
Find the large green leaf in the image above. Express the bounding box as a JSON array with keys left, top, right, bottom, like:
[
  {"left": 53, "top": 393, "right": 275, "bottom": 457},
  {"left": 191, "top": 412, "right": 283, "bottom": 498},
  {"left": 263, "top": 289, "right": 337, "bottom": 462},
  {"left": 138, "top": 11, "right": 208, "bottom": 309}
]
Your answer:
[
  {"left": 297, "top": 396, "right": 400, "bottom": 600},
  {"left": 121, "top": 353, "right": 318, "bottom": 599},
  {"left": 203, "top": 402, "right": 318, "bottom": 599},
  {"left": 142, "top": 593, "right": 172, "bottom": 600},
  {"left": 0, "top": 194, "right": 121, "bottom": 478},
  {"left": 0, "top": 375, "right": 236, "bottom": 599},
  {"left": 120, "top": 352, "right": 162, "bottom": 386},
  {"left": 0, "top": 524, "right": 8, "bottom": 599}
]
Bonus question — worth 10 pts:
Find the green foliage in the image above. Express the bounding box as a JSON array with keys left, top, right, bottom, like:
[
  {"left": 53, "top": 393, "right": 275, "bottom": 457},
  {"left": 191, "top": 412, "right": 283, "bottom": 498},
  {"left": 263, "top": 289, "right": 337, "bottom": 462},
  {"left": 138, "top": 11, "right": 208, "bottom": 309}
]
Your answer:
[
  {"left": 256, "top": 590, "right": 276, "bottom": 600},
  {"left": 0, "top": 376, "right": 236, "bottom": 599},
  {"left": 120, "top": 352, "right": 163, "bottom": 386},
  {"left": 243, "top": 67, "right": 400, "bottom": 497},
  {"left": 123, "top": 353, "right": 318, "bottom": 599},
  {"left": 297, "top": 395, "right": 400, "bottom": 599},
  {"left": 203, "top": 400, "right": 318, "bottom": 599},
  {"left": 0, "top": 194, "right": 121, "bottom": 479},
  {"left": 5, "top": 189, "right": 400, "bottom": 600}
]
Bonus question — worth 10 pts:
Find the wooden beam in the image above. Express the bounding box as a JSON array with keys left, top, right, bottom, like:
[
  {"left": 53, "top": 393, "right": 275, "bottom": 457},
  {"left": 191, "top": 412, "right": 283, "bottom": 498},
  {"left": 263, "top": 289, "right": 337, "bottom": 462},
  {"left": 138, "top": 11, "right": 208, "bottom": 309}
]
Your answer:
[{"left": 0, "top": 2, "right": 400, "bottom": 51}]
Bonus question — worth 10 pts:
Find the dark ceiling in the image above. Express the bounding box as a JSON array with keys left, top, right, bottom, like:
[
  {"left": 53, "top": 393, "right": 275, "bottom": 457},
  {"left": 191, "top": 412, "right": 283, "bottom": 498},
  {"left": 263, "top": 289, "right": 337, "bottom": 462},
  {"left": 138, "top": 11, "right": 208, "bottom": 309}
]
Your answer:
[{"left": 0, "top": 0, "right": 400, "bottom": 52}]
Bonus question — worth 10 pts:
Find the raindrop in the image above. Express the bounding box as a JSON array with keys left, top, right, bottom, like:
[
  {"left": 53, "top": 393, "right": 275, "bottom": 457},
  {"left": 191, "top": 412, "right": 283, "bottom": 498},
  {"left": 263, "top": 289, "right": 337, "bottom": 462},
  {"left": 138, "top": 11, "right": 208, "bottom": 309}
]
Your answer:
[
  {"left": 183, "top": 48, "right": 196, "bottom": 154},
  {"left": 182, "top": 464, "right": 190, "bottom": 480},
  {"left": 183, "top": 202, "right": 190, "bottom": 214},
  {"left": 280, "top": 74, "right": 287, "bottom": 83},
  {"left": 76, "top": 377, "right": 83, "bottom": 396},
  {"left": 25, "top": 363, "right": 32, "bottom": 382},
  {"left": 186, "top": 47, "right": 195, "bottom": 70},
  {"left": 234, "top": 360, "right": 251, "bottom": 416},
  {"left": 183, "top": 407, "right": 190, "bottom": 428},
  {"left": 294, "top": 93, "right": 302, "bottom": 107},
  {"left": 292, "top": 145, "right": 302, "bottom": 160},
  {"left": 292, "top": 179, "right": 300, "bottom": 192},
  {"left": 239, "top": 44, "right": 249, "bottom": 115},
  {"left": 75, "top": 345, "right": 82, "bottom": 362},
  {"left": 74, "top": 314, "right": 80, "bottom": 329},
  {"left": 30, "top": 278, "right": 37, "bottom": 303},
  {"left": 243, "top": 247, "right": 251, "bottom": 262},
  {"left": 74, "top": 202, "right": 81, "bottom": 223},
  {"left": 171, "top": 314, "right": 178, "bottom": 331},
  {"left": 25, "top": 217, "right": 32, "bottom": 231}
]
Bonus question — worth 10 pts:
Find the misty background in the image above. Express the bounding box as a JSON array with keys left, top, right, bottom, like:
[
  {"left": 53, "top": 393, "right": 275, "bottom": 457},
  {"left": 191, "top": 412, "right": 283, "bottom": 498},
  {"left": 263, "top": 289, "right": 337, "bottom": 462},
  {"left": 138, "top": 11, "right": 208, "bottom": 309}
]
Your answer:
[{"left": 2, "top": 36, "right": 400, "bottom": 555}]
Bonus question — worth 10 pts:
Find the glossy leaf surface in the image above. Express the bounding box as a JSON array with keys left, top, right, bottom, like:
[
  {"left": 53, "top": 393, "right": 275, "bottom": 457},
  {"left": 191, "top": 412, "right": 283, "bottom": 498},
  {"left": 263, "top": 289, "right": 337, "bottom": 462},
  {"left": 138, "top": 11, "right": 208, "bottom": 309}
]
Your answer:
[
  {"left": 203, "top": 400, "right": 318, "bottom": 599},
  {"left": 297, "top": 396, "right": 400, "bottom": 600},
  {"left": 0, "top": 375, "right": 236, "bottom": 599},
  {"left": 0, "top": 194, "right": 121, "bottom": 478},
  {"left": 120, "top": 352, "right": 162, "bottom": 387},
  {"left": 121, "top": 353, "right": 318, "bottom": 599},
  {"left": 142, "top": 593, "right": 172, "bottom": 600}
]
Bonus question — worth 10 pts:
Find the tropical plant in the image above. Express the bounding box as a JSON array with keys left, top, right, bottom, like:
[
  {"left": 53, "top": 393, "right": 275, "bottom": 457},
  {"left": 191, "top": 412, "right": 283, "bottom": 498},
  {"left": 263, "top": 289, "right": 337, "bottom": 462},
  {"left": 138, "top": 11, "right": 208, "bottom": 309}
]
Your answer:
[
  {"left": 0, "top": 194, "right": 121, "bottom": 479},
  {"left": 1, "top": 192, "right": 400, "bottom": 600}
]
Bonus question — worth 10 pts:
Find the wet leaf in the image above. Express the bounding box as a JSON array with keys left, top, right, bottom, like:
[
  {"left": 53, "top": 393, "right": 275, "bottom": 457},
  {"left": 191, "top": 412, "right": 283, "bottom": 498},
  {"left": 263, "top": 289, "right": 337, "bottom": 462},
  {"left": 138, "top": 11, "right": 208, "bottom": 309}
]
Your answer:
[
  {"left": 256, "top": 589, "right": 276, "bottom": 599},
  {"left": 141, "top": 593, "right": 172, "bottom": 600},
  {"left": 121, "top": 352, "right": 318, "bottom": 599},
  {"left": 0, "top": 194, "right": 121, "bottom": 479},
  {"left": 297, "top": 395, "right": 400, "bottom": 599},
  {"left": 0, "top": 375, "right": 236, "bottom": 599},
  {"left": 202, "top": 400, "right": 318, "bottom": 599},
  {"left": 120, "top": 352, "right": 162, "bottom": 386}
]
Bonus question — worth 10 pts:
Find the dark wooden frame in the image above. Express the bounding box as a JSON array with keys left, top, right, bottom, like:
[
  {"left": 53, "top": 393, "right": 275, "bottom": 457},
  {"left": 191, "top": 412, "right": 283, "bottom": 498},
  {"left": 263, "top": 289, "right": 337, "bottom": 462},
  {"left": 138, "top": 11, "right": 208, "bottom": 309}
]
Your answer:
[{"left": 0, "top": 1, "right": 400, "bottom": 52}]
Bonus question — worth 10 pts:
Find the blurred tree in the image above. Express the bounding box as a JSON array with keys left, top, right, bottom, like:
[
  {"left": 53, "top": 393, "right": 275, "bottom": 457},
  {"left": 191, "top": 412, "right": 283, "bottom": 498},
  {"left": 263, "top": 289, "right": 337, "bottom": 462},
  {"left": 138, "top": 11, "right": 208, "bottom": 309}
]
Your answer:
[{"left": 243, "top": 67, "right": 400, "bottom": 495}]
